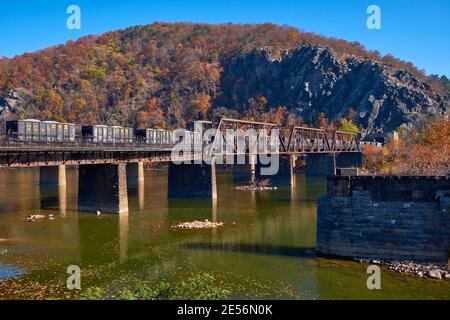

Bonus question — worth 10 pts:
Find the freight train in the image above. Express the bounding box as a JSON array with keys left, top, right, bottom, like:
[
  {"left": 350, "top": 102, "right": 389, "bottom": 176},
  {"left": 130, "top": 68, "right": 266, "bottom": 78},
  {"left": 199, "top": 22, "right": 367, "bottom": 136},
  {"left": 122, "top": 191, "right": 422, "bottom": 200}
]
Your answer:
[{"left": 4, "top": 119, "right": 195, "bottom": 145}]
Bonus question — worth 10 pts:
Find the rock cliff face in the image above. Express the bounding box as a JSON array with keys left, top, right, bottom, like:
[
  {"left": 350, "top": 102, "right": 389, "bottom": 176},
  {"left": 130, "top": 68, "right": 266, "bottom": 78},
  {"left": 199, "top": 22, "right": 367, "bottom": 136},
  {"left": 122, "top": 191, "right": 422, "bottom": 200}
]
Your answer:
[{"left": 219, "top": 45, "right": 448, "bottom": 134}]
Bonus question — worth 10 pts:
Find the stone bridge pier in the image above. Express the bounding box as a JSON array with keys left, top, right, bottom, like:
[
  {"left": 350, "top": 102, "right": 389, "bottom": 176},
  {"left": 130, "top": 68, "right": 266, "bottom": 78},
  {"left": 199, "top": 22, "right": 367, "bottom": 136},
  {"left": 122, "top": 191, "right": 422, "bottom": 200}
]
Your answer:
[
  {"left": 305, "top": 152, "right": 363, "bottom": 176},
  {"left": 78, "top": 163, "right": 129, "bottom": 214}
]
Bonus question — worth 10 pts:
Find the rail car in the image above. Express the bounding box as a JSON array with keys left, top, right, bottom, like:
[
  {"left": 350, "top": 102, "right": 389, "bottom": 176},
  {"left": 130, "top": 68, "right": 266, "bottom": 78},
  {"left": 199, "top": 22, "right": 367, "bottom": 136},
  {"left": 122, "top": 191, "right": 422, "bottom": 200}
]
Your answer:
[
  {"left": 135, "top": 128, "right": 175, "bottom": 145},
  {"left": 81, "top": 125, "right": 134, "bottom": 143},
  {"left": 6, "top": 119, "right": 76, "bottom": 142}
]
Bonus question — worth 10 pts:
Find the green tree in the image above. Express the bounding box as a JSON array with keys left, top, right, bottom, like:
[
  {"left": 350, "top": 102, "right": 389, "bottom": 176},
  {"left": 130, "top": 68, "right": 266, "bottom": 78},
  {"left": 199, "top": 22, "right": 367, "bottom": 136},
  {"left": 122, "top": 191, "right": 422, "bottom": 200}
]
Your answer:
[{"left": 339, "top": 118, "right": 359, "bottom": 133}]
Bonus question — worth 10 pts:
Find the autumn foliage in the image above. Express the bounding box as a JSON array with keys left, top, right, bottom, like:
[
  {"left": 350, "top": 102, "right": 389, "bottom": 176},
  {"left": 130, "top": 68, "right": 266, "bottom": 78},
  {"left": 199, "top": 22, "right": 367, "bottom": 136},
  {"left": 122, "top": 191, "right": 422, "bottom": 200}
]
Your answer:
[
  {"left": 363, "top": 118, "right": 449, "bottom": 175},
  {"left": 0, "top": 22, "right": 446, "bottom": 129}
]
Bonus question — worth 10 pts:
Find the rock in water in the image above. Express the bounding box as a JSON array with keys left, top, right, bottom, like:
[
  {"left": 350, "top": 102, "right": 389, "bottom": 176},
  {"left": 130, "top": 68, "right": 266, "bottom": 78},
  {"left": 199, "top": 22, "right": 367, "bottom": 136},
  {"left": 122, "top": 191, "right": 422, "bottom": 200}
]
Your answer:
[{"left": 428, "top": 270, "right": 442, "bottom": 280}]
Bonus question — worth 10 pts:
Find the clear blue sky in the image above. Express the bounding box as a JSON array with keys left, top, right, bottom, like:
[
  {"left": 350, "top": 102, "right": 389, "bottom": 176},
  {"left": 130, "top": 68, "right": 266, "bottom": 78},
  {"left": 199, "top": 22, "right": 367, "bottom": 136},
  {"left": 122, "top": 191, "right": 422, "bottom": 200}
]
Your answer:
[{"left": 1, "top": 0, "right": 449, "bottom": 76}]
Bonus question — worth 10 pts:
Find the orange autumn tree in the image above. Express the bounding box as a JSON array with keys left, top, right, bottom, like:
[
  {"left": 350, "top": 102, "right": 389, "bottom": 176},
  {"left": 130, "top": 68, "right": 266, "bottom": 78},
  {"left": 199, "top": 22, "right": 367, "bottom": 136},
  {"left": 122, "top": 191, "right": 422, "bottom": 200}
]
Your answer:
[
  {"left": 136, "top": 97, "right": 166, "bottom": 129},
  {"left": 363, "top": 118, "right": 449, "bottom": 175},
  {"left": 189, "top": 94, "right": 211, "bottom": 120}
]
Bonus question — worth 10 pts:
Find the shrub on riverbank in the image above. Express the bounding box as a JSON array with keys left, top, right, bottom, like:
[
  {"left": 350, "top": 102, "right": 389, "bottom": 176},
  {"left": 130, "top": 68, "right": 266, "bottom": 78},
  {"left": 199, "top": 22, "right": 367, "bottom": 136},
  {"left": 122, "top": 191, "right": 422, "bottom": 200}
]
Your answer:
[{"left": 80, "top": 272, "right": 231, "bottom": 300}]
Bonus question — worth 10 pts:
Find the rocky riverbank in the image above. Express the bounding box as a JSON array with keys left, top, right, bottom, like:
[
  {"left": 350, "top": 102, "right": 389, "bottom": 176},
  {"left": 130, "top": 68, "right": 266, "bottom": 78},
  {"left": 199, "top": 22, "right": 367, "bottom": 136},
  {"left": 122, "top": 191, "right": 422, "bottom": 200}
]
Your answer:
[
  {"left": 384, "top": 261, "right": 450, "bottom": 280},
  {"left": 355, "top": 258, "right": 450, "bottom": 281},
  {"left": 171, "top": 219, "right": 224, "bottom": 230}
]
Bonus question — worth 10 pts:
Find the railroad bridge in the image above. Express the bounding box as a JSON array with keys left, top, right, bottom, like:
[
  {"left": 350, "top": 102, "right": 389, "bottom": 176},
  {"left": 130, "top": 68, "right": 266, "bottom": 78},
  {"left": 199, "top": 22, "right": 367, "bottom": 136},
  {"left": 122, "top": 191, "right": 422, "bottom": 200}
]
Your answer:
[{"left": 0, "top": 118, "right": 365, "bottom": 214}]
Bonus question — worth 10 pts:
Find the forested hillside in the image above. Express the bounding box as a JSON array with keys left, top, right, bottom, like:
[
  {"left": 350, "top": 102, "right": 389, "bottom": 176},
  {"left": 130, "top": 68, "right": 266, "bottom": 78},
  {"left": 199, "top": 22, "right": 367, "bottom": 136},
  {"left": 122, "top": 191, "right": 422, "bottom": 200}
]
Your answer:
[{"left": 0, "top": 22, "right": 448, "bottom": 134}]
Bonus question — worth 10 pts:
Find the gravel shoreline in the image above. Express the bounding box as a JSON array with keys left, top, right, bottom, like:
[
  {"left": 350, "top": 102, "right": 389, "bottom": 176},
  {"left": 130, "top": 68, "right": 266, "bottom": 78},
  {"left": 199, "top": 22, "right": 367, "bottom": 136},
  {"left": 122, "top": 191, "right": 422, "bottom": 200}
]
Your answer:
[
  {"left": 355, "top": 258, "right": 450, "bottom": 280},
  {"left": 384, "top": 261, "right": 450, "bottom": 280}
]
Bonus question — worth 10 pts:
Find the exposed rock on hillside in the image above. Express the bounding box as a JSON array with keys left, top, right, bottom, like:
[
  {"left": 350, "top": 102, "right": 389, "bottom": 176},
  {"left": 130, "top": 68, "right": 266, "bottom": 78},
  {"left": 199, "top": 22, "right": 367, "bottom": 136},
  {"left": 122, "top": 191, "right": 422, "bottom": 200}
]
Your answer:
[{"left": 219, "top": 45, "right": 448, "bottom": 134}]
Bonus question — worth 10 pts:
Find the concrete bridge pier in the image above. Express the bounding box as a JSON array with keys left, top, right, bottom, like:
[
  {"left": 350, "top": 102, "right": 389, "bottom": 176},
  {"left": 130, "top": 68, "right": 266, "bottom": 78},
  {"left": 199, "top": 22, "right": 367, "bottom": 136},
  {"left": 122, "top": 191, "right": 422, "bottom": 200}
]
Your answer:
[
  {"left": 168, "top": 158, "right": 217, "bottom": 199},
  {"left": 255, "top": 154, "right": 295, "bottom": 186},
  {"left": 250, "top": 154, "right": 256, "bottom": 184},
  {"left": 78, "top": 163, "right": 129, "bottom": 214},
  {"left": 39, "top": 165, "right": 67, "bottom": 187}
]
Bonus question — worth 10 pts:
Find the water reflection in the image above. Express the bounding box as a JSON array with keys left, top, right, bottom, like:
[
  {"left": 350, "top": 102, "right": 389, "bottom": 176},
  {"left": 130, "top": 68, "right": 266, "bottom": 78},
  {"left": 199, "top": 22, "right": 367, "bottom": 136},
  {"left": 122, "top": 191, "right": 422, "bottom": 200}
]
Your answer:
[
  {"left": 119, "top": 214, "right": 128, "bottom": 263},
  {"left": 138, "top": 178, "right": 145, "bottom": 210},
  {"left": 59, "top": 183, "right": 67, "bottom": 217},
  {"left": 0, "top": 168, "right": 41, "bottom": 213},
  {"left": 212, "top": 199, "right": 217, "bottom": 223},
  {"left": 0, "top": 168, "right": 449, "bottom": 300},
  {"left": 0, "top": 265, "right": 24, "bottom": 280},
  {"left": 181, "top": 243, "right": 315, "bottom": 258}
]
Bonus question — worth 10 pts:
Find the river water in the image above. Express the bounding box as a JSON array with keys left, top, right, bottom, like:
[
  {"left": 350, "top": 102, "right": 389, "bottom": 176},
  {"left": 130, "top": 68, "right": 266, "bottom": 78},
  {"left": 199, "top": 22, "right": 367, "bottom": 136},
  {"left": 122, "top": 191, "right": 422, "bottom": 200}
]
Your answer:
[{"left": 0, "top": 167, "right": 449, "bottom": 299}]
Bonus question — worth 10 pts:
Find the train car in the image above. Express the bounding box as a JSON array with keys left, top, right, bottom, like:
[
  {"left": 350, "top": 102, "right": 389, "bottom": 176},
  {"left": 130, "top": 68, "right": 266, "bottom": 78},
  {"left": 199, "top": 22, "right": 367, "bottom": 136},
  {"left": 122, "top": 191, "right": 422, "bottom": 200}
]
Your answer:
[
  {"left": 159, "top": 129, "right": 176, "bottom": 144},
  {"left": 134, "top": 128, "right": 175, "bottom": 145},
  {"left": 135, "top": 128, "right": 151, "bottom": 143},
  {"left": 112, "top": 126, "right": 134, "bottom": 143},
  {"left": 6, "top": 119, "right": 75, "bottom": 142},
  {"left": 126, "top": 127, "right": 134, "bottom": 142},
  {"left": 41, "top": 121, "right": 76, "bottom": 142},
  {"left": 6, "top": 119, "right": 40, "bottom": 141},
  {"left": 175, "top": 130, "right": 198, "bottom": 144},
  {"left": 82, "top": 125, "right": 110, "bottom": 143},
  {"left": 82, "top": 125, "right": 134, "bottom": 143}
]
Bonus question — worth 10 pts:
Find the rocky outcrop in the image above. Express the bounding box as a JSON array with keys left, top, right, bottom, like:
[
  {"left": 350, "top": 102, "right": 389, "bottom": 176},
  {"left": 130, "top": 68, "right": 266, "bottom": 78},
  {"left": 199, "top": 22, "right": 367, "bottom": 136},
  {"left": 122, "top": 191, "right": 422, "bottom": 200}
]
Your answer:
[{"left": 219, "top": 45, "right": 449, "bottom": 135}]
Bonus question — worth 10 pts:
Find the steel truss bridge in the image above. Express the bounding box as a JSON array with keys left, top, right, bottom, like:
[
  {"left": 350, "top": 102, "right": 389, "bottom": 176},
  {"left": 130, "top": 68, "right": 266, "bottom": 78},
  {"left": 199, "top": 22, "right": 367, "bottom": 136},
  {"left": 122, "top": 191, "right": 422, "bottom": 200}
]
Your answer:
[{"left": 0, "top": 118, "right": 364, "bottom": 168}]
